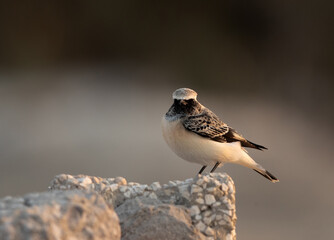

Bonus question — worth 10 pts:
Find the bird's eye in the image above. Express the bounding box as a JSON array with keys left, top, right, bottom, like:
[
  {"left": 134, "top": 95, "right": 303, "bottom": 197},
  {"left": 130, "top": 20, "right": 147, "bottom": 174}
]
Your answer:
[{"left": 180, "top": 100, "right": 187, "bottom": 105}]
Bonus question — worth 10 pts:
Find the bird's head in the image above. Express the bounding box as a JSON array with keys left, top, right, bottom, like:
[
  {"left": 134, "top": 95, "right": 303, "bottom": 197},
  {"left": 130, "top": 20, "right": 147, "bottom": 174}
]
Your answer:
[
  {"left": 168, "top": 88, "right": 202, "bottom": 117},
  {"left": 172, "top": 88, "right": 197, "bottom": 101}
]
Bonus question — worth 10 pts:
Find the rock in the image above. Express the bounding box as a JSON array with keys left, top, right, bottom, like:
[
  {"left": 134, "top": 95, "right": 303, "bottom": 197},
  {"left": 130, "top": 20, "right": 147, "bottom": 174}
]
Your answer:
[
  {"left": 204, "top": 194, "right": 216, "bottom": 205},
  {"left": 190, "top": 205, "right": 201, "bottom": 216},
  {"left": 150, "top": 182, "right": 161, "bottom": 191},
  {"left": 195, "top": 198, "right": 205, "bottom": 204},
  {"left": 50, "top": 172, "right": 237, "bottom": 240},
  {"left": 116, "top": 197, "right": 206, "bottom": 240},
  {"left": 191, "top": 184, "right": 203, "bottom": 194},
  {"left": 205, "top": 226, "right": 215, "bottom": 236},
  {"left": 195, "top": 221, "right": 207, "bottom": 232},
  {"left": 0, "top": 190, "right": 120, "bottom": 240}
]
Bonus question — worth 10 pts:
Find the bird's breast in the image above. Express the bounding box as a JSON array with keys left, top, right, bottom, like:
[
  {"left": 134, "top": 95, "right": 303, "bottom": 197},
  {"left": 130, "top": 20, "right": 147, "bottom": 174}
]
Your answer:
[
  {"left": 161, "top": 116, "right": 188, "bottom": 154},
  {"left": 162, "top": 116, "right": 244, "bottom": 165},
  {"left": 162, "top": 117, "right": 228, "bottom": 165}
]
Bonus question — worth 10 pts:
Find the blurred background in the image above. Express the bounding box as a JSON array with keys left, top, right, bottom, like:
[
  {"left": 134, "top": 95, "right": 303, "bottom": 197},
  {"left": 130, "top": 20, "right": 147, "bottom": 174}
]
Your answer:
[{"left": 0, "top": 1, "right": 333, "bottom": 239}]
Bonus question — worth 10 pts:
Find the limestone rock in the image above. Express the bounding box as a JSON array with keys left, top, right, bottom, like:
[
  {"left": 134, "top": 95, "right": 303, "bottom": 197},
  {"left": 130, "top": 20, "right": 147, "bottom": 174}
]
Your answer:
[
  {"left": 116, "top": 197, "right": 206, "bottom": 240},
  {"left": 50, "top": 173, "right": 237, "bottom": 240},
  {"left": 0, "top": 190, "right": 120, "bottom": 240}
]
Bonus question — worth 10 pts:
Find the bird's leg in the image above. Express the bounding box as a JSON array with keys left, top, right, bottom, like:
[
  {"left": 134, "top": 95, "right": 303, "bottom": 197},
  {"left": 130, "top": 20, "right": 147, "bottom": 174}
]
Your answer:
[
  {"left": 198, "top": 165, "right": 207, "bottom": 174},
  {"left": 210, "top": 162, "right": 220, "bottom": 173}
]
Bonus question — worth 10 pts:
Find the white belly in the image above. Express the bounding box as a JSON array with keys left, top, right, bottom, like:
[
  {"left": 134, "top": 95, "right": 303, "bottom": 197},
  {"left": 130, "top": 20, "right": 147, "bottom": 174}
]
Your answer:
[{"left": 161, "top": 116, "right": 250, "bottom": 166}]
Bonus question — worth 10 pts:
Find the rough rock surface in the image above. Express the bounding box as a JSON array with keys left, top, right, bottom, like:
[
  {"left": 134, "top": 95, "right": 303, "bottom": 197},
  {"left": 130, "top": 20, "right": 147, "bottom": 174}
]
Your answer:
[
  {"left": 117, "top": 197, "right": 205, "bottom": 240},
  {"left": 0, "top": 190, "right": 120, "bottom": 240},
  {"left": 50, "top": 173, "right": 237, "bottom": 240}
]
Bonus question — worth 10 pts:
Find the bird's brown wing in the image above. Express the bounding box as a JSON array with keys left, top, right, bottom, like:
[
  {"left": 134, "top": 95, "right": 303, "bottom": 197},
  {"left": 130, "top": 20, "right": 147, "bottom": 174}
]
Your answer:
[
  {"left": 182, "top": 110, "right": 229, "bottom": 143},
  {"left": 224, "top": 128, "right": 267, "bottom": 150},
  {"left": 183, "top": 109, "right": 267, "bottom": 150}
]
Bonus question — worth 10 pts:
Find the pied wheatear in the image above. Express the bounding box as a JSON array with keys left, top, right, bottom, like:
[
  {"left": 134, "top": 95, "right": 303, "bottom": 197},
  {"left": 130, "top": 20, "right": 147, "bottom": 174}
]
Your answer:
[{"left": 161, "top": 88, "right": 279, "bottom": 182}]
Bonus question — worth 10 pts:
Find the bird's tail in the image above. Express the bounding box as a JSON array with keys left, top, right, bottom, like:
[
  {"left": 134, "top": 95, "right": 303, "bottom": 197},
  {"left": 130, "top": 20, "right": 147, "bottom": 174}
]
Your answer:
[
  {"left": 253, "top": 166, "right": 279, "bottom": 183},
  {"left": 246, "top": 140, "right": 268, "bottom": 151},
  {"left": 234, "top": 143, "right": 278, "bottom": 183}
]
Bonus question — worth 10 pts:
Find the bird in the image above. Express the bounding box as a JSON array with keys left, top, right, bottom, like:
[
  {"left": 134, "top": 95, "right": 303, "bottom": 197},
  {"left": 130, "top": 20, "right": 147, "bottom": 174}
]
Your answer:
[{"left": 161, "top": 88, "right": 279, "bottom": 183}]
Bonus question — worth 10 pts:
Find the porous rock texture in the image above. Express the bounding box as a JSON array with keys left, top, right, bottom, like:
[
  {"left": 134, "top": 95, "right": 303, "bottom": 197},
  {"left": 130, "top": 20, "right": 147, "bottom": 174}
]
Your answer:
[
  {"left": 0, "top": 190, "right": 120, "bottom": 240},
  {"left": 50, "top": 172, "right": 237, "bottom": 240}
]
